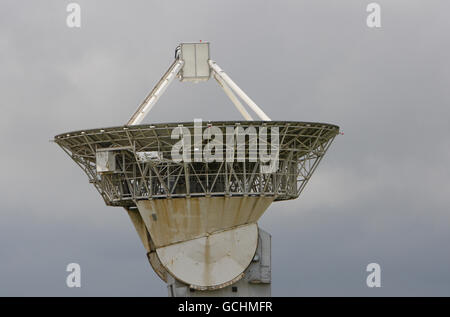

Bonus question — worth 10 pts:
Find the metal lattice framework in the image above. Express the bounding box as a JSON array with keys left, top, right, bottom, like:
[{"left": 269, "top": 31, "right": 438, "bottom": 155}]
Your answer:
[{"left": 54, "top": 121, "right": 339, "bottom": 207}]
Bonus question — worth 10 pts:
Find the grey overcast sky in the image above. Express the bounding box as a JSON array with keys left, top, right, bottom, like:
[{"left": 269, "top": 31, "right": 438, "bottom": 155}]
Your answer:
[{"left": 0, "top": 0, "right": 449, "bottom": 296}]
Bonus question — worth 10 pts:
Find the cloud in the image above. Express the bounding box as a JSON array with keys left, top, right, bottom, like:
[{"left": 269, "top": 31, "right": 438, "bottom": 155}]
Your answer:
[{"left": 0, "top": 0, "right": 449, "bottom": 296}]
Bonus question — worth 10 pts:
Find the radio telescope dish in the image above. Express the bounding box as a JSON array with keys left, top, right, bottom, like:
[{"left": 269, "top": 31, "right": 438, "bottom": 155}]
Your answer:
[{"left": 54, "top": 43, "right": 339, "bottom": 296}]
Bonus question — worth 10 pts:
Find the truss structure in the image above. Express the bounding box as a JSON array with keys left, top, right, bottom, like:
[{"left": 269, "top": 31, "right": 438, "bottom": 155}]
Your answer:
[{"left": 55, "top": 121, "right": 338, "bottom": 207}]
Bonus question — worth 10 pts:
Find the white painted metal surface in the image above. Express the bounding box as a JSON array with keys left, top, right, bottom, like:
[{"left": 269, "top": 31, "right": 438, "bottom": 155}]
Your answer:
[
  {"left": 136, "top": 151, "right": 163, "bottom": 162},
  {"left": 134, "top": 196, "right": 272, "bottom": 289},
  {"left": 209, "top": 60, "right": 271, "bottom": 121},
  {"left": 157, "top": 223, "right": 258, "bottom": 290},
  {"left": 136, "top": 196, "right": 274, "bottom": 248},
  {"left": 95, "top": 151, "right": 116, "bottom": 173},
  {"left": 213, "top": 74, "right": 254, "bottom": 121},
  {"left": 179, "top": 43, "right": 210, "bottom": 82},
  {"left": 127, "top": 59, "right": 184, "bottom": 125},
  {"left": 166, "top": 228, "right": 271, "bottom": 296}
]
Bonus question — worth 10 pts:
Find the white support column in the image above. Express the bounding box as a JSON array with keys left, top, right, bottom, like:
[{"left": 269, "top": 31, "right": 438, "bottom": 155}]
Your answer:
[
  {"left": 209, "top": 60, "right": 271, "bottom": 121},
  {"left": 213, "top": 74, "right": 254, "bottom": 121},
  {"left": 127, "top": 59, "right": 184, "bottom": 125}
]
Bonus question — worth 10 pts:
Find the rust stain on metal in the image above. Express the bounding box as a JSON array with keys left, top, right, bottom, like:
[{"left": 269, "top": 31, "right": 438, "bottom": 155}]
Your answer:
[
  {"left": 136, "top": 196, "right": 274, "bottom": 248},
  {"left": 156, "top": 223, "right": 258, "bottom": 290}
]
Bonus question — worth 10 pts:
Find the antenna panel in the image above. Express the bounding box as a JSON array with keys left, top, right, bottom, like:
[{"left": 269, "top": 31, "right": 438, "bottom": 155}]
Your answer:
[{"left": 179, "top": 42, "right": 210, "bottom": 82}]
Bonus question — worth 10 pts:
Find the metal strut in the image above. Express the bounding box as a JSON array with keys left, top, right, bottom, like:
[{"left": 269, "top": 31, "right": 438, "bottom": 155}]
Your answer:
[
  {"left": 209, "top": 60, "right": 271, "bottom": 121},
  {"left": 127, "top": 59, "right": 184, "bottom": 125},
  {"left": 213, "top": 74, "right": 254, "bottom": 121}
]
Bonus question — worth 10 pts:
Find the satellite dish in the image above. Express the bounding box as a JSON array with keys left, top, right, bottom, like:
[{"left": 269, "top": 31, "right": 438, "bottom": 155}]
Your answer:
[{"left": 54, "top": 42, "right": 339, "bottom": 296}]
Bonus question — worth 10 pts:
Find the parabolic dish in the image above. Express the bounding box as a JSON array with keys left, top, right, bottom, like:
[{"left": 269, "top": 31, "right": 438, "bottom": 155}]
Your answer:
[{"left": 54, "top": 121, "right": 339, "bottom": 206}]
